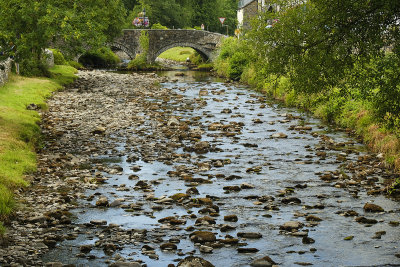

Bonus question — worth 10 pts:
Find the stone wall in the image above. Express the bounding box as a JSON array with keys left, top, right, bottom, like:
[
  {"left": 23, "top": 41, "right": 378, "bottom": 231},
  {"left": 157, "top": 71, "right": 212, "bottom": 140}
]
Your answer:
[
  {"left": 0, "top": 58, "right": 12, "bottom": 87},
  {"left": 242, "top": 1, "right": 258, "bottom": 30}
]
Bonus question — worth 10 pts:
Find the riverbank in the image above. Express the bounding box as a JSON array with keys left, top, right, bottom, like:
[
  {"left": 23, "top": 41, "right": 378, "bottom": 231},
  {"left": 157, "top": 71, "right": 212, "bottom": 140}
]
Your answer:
[{"left": 0, "top": 65, "right": 77, "bottom": 234}]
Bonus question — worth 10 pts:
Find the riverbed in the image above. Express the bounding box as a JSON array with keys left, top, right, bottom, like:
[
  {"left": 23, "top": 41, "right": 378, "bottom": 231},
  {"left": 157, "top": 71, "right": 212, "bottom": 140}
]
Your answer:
[{"left": 1, "top": 70, "right": 399, "bottom": 267}]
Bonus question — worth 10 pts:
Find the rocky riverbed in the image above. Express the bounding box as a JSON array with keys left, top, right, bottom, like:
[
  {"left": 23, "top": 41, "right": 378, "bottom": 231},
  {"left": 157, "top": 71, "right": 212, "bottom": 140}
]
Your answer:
[{"left": 0, "top": 70, "right": 399, "bottom": 267}]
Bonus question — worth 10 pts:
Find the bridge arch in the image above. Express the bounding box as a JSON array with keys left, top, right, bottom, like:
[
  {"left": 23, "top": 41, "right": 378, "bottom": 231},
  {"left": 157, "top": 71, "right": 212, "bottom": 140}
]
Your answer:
[
  {"left": 151, "top": 42, "right": 210, "bottom": 63},
  {"left": 108, "top": 42, "right": 135, "bottom": 60}
]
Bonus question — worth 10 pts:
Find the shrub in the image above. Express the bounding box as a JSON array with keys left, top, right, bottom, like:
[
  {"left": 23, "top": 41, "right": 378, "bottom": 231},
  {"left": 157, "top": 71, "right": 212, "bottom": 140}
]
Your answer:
[
  {"left": 227, "top": 51, "right": 249, "bottom": 80},
  {"left": 79, "top": 47, "right": 120, "bottom": 68},
  {"left": 68, "top": 60, "right": 83, "bottom": 69},
  {"left": 49, "top": 48, "right": 67, "bottom": 65},
  {"left": 19, "top": 58, "right": 51, "bottom": 77},
  {"left": 151, "top": 23, "right": 168, "bottom": 29},
  {"left": 127, "top": 54, "right": 147, "bottom": 69},
  {"left": 189, "top": 51, "right": 205, "bottom": 65}
]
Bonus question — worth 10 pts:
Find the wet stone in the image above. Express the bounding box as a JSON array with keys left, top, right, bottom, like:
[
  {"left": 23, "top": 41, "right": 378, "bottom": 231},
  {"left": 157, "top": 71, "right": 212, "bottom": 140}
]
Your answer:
[
  {"left": 160, "top": 243, "right": 177, "bottom": 250},
  {"left": 177, "top": 256, "right": 215, "bottom": 267},
  {"left": 224, "top": 215, "right": 238, "bottom": 222},
  {"left": 238, "top": 248, "right": 259, "bottom": 253},
  {"left": 363, "top": 203, "right": 385, "bottom": 212},
  {"left": 237, "top": 232, "right": 262, "bottom": 239},
  {"left": 250, "top": 256, "right": 276, "bottom": 267},
  {"left": 280, "top": 221, "right": 303, "bottom": 231},
  {"left": 190, "top": 231, "right": 216, "bottom": 243}
]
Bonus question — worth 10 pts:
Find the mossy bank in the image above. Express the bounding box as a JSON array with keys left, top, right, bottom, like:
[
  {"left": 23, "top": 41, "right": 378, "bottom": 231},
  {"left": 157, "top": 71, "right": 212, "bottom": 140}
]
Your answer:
[{"left": 0, "top": 65, "right": 78, "bottom": 233}]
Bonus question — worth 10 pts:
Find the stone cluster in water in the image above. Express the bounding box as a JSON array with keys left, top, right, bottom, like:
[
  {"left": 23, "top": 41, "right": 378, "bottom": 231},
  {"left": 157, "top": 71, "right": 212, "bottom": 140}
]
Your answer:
[{"left": 0, "top": 70, "right": 399, "bottom": 267}]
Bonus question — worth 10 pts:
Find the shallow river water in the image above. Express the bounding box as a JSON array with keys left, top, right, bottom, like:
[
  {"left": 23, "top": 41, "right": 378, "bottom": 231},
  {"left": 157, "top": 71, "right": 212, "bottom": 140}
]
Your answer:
[{"left": 43, "top": 70, "right": 400, "bottom": 267}]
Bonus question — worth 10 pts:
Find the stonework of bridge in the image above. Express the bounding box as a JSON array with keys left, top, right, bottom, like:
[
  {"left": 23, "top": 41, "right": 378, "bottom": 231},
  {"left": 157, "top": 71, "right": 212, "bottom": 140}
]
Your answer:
[{"left": 110, "top": 29, "right": 225, "bottom": 63}]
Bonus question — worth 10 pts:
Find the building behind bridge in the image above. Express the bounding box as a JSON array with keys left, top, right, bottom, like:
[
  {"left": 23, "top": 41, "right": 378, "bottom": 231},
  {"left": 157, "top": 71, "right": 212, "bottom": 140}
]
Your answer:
[{"left": 237, "top": 0, "right": 306, "bottom": 30}]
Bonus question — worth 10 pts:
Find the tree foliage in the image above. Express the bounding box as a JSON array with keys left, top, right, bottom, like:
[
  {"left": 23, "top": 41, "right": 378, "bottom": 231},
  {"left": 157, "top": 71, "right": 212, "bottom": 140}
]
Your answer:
[
  {"left": 125, "top": 0, "right": 238, "bottom": 34},
  {"left": 0, "top": 0, "right": 126, "bottom": 74},
  {"left": 248, "top": 0, "right": 400, "bottom": 94}
]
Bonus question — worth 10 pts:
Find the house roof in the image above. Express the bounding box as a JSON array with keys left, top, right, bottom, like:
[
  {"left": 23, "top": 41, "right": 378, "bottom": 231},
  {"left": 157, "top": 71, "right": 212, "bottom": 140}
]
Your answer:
[{"left": 238, "top": 0, "right": 257, "bottom": 9}]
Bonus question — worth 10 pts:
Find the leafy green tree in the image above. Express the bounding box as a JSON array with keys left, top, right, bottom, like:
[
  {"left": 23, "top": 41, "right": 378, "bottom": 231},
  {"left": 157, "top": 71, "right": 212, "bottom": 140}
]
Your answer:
[
  {"left": 0, "top": 0, "right": 126, "bottom": 75},
  {"left": 249, "top": 0, "right": 400, "bottom": 93}
]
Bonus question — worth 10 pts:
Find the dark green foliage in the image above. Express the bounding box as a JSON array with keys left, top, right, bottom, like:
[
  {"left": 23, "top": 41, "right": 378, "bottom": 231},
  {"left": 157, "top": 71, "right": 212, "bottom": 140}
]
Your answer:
[
  {"left": 50, "top": 49, "right": 67, "bottom": 65},
  {"left": 68, "top": 60, "right": 83, "bottom": 69},
  {"left": 151, "top": 23, "right": 168, "bottom": 29},
  {"left": 79, "top": 47, "right": 120, "bottom": 68},
  {"left": 345, "top": 53, "right": 400, "bottom": 130},
  {"left": 0, "top": 0, "right": 126, "bottom": 76},
  {"left": 227, "top": 51, "right": 248, "bottom": 80},
  {"left": 124, "top": 0, "right": 238, "bottom": 35},
  {"left": 19, "top": 58, "right": 51, "bottom": 77},
  {"left": 189, "top": 51, "right": 206, "bottom": 65}
]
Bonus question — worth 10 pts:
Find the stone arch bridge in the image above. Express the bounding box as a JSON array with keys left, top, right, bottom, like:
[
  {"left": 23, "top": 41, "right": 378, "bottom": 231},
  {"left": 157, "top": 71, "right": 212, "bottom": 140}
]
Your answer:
[{"left": 110, "top": 29, "right": 225, "bottom": 63}]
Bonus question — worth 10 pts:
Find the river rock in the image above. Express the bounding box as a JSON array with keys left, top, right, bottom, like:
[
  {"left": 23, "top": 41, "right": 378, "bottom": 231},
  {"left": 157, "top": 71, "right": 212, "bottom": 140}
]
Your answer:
[
  {"left": 109, "top": 262, "right": 141, "bottom": 267},
  {"left": 363, "top": 203, "right": 384, "bottom": 212},
  {"left": 238, "top": 248, "right": 259, "bottom": 253},
  {"left": 177, "top": 256, "right": 215, "bottom": 267},
  {"left": 96, "top": 197, "right": 109, "bottom": 207},
  {"left": 80, "top": 245, "right": 93, "bottom": 253},
  {"left": 195, "top": 216, "right": 216, "bottom": 225},
  {"left": 250, "top": 256, "right": 276, "bottom": 267},
  {"left": 160, "top": 243, "right": 177, "bottom": 250},
  {"left": 199, "top": 245, "right": 213, "bottom": 253},
  {"left": 280, "top": 221, "right": 303, "bottom": 231},
  {"left": 355, "top": 217, "right": 378, "bottom": 224},
  {"left": 271, "top": 132, "right": 288, "bottom": 138},
  {"left": 224, "top": 215, "right": 238, "bottom": 222},
  {"left": 306, "top": 215, "right": 322, "bottom": 222},
  {"left": 190, "top": 231, "right": 216, "bottom": 243},
  {"left": 237, "top": 232, "right": 262, "bottom": 239}
]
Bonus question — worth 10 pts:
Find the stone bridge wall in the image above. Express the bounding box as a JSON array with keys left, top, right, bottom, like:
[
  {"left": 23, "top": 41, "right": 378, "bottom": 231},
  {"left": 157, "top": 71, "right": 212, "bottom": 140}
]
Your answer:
[
  {"left": 0, "top": 58, "right": 12, "bottom": 87},
  {"left": 112, "top": 29, "right": 225, "bottom": 63}
]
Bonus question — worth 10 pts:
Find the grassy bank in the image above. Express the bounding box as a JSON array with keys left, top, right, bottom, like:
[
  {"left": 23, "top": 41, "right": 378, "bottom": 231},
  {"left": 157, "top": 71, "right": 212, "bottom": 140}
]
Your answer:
[
  {"left": 158, "top": 47, "right": 195, "bottom": 62},
  {"left": 0, "top": 65, "right": 78, "bottom": 233}
]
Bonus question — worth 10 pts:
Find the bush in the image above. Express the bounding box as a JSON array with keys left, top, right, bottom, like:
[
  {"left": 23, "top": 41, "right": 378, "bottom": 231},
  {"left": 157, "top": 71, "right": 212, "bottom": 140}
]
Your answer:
[
  {"left": 151, "top": 23, "right": 168, "bottom": 29},
  {"left": 127, "top": 54, "right": 147, "bottom": 69},
  {"left": 68, "top": 60, "right": 83, "bottom": 69},
  {"left": 227, "top": 51, "right": 249, "bottom": 80},
  {"left": 79, "top": 47, "right": 120, "bottom": 68},
  {"left": 49, "top": 48, "right": 67, "bottom": 65},
  {"left": 189, "top": 51, "right": 205, "bottom": 65},
  {"left": 19, "top": 58, "right": 51, "bottom": 77}
]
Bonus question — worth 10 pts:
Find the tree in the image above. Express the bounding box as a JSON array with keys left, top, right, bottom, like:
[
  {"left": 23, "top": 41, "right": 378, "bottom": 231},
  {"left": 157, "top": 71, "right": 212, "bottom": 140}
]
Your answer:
[
  {"left": 0, "top": 0, "right": 126, "bottom": 75},
  {"left": 248, "top": 0, "right": 400, "bottom": 93}
]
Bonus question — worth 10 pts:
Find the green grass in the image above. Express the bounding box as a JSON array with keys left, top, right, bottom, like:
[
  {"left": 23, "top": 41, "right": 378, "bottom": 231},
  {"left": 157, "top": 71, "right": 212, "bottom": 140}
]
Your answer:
[
  {"left": 0, "top": 65, "right": 77, "bottom": 224},
  {"left": 158, "top": 47, "right": 196, "bottom": 62}
]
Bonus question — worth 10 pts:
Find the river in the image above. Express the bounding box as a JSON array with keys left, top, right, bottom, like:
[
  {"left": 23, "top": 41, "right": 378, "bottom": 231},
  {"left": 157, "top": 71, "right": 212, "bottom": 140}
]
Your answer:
[{"left": 4, "top": 69, "right": 399, "bottom": 267}]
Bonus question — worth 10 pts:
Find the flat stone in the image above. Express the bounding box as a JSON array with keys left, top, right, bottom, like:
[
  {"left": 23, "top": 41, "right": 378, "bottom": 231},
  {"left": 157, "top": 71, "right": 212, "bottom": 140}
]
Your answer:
[
  {"left": 251, "top": 256, "right": 276, "bottom": 267},
  {"left": 280, "top": 221, "right": 303, "bottom": 231},
  {"left": 177, "top": 256, "right": 215, "bottom": 267},
  {"left": 237, "top": 232, "right": 262, "bottom": 239},
  {"left": 190, "top": 231, "right": 216, "bottom": 243}
]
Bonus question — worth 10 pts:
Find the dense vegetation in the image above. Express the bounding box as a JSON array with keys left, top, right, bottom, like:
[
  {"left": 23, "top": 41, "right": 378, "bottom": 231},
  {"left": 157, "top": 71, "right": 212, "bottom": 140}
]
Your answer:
[
  {"left": 214, "top": 0, "right": 400, "bottom": 193},
  {"left": 0, "top": 0, "right": 126, "bottom": 75},
  {"left": 124, "top": 0, "right": 238, "bottom": 35}
]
